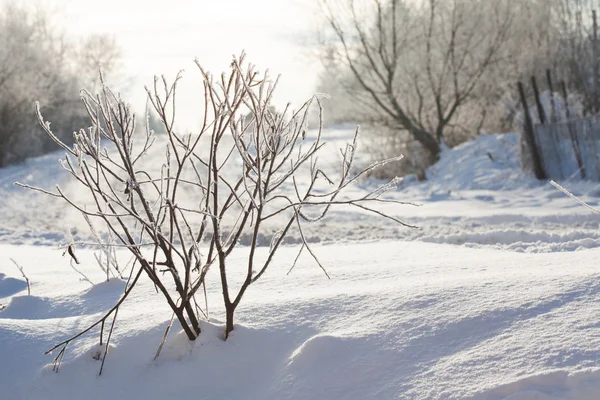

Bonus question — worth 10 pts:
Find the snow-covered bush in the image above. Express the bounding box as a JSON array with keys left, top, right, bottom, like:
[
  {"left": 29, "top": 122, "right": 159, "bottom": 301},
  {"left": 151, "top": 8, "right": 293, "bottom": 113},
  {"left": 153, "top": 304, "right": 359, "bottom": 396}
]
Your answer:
[{"left": 22, "top": 53, "right": 414, "bottom": 372}]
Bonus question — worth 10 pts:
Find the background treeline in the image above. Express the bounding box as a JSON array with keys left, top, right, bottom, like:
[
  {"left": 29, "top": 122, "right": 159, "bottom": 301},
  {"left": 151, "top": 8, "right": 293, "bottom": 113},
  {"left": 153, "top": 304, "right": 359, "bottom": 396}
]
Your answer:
[
  {"left": 317, "top": 0, "right": 600, "bottom": 177},
  {"left": 0, "top": 4, "right": 120, "bottom": 167}
]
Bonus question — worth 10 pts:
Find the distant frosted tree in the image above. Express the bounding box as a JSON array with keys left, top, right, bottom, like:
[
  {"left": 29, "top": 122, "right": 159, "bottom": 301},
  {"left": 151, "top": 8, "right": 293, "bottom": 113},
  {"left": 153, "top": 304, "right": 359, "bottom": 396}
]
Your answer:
[
  {"left": 319, "top": 0, "right": 513, "bottom": 165},
  {"left": 0, "top": 4, "right": 121, "bottom": 167},
  {"left": 76, "top": 34, "right": 122, "bottom": 92}
]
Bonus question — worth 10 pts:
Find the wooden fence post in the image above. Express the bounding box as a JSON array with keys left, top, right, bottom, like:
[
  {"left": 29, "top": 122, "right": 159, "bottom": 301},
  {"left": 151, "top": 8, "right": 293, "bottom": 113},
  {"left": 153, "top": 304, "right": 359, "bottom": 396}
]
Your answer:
[
  {"left": 561, "top": 81, "right": 586, "bottom": 179},
  {"left": 546, "top": 69, "right": 557, "bottom": 123},
  {"left": 518, "top": 81, "right": 547, "bottom": 180},
  {"left": 593, "top": 10, "right": 599, "bottom": 113},
  {"left": 531, "top": 76, "right": 546, "bottom": 124},
  {"left": 561, "top": 81, "right": 571, "bottom": 120}
]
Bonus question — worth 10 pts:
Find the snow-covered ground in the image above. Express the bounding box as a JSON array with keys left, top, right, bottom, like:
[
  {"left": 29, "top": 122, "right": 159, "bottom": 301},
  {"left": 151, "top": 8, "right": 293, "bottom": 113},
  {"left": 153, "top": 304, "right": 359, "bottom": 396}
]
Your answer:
[
  {"left": 2, "top": 129, "right": 600, "bottom": 399},
  {"left": 2, "top": 130, "right": 599, "bottom": 252}
]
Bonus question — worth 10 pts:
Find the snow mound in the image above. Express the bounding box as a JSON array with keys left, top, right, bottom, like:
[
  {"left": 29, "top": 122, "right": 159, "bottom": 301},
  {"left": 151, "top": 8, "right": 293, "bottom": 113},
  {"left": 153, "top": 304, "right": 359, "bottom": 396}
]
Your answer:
[
  {"left": 473, "top": 369, "right": 600, "bottom": 400},
  {"left": 288, "top": 334, "right": 344, "bottom": 365},
  {"left": 280, "top": 333, "right": 392, "bottom": 399},
  {"left": 0, "top": 280, "right": 124, "bottom": 320},
  {"left": 421, "top": 133, "right": 536, "bottom": 191},
  {"left": 0, "top": 295, "right": 85, "bottom": 320},
  {"left": 81, "top": 278, "right": 126, "bottom": 299},
  {"left": 0, "top": 272, "right": 27, "bottom": 298}
]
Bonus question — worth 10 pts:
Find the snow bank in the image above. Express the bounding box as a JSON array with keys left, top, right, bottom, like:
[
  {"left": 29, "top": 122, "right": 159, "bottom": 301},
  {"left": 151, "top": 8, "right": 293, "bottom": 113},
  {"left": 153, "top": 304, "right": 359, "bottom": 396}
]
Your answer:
[{"left": 423, "top": 133, "right": 535, "bottom": 191}]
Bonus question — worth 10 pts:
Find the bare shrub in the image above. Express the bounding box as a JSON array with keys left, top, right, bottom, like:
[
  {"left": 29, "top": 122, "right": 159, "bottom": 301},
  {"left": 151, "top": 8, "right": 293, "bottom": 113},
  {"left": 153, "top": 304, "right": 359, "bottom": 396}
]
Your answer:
[{"left": 19, "top": 53, "right": 415, "bottom": 373}]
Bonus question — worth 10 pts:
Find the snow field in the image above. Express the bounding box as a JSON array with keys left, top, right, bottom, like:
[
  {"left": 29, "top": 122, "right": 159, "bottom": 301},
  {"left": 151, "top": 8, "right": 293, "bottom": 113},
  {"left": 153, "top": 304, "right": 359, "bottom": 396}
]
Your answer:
[
  {"left": 2, "top": 129, "right": 600, "bottom": 399},
  {"left": 2, "top": 242, "right": 600, "bottom": 399}
]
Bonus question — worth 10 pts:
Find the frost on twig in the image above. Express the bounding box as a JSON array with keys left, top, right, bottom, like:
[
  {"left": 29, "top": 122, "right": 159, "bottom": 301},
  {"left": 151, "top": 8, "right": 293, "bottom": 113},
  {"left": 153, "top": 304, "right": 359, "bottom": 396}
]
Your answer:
[{"left": 551, "top": 181, "right": 600, "bottom": 215}]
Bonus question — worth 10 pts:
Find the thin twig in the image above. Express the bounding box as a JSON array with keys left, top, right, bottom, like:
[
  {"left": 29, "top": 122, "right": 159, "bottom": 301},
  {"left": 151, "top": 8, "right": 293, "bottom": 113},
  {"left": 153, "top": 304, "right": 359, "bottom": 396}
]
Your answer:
[
  {"left": 10, "top": 258, "right": 30, "bottom": 295},
  {"left": 551, "top": 180, "right": 600, "bottom": 214}
]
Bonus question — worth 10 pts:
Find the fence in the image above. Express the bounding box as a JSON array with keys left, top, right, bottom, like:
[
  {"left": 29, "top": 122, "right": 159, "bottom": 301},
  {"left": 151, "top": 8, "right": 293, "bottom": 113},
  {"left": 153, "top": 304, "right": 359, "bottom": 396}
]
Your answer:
[
  {"left": 534, "top": 117, "right": 600, "bottom": 181},
  {"left": 518, "top": 72, "right": 600, "bottom": 182}
]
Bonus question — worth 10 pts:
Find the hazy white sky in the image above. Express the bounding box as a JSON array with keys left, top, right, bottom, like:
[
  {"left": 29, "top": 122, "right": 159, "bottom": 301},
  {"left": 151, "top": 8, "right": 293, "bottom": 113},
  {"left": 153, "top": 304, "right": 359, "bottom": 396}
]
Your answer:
[{"left": 35, "top": 0, "right": 322, "bottom": 130}]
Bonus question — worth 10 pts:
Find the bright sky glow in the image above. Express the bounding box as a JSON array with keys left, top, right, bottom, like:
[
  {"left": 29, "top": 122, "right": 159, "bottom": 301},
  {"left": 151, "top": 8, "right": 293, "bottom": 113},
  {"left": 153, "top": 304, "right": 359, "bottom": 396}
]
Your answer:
[{"left": 32, "top": 0, "right": 322, "bottom": 130}]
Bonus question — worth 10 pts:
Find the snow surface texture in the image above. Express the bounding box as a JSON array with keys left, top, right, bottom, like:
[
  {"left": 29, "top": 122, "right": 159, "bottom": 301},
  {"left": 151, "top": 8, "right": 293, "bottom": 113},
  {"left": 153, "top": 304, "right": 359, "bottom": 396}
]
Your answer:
[
  {"left": 2, "top": 129, "right": 600, "bottom": 399},
  {"left": 2, "top": 243, "right": 600, "bottom": 399}
]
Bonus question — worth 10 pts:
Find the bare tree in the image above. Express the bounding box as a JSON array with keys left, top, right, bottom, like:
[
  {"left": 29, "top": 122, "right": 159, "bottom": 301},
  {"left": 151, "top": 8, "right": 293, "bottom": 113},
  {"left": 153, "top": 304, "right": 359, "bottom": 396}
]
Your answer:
[
  {"left": 19, "top": 53, "right": 416, "bottom": 374},
  {"left": 319, "top": 0, "right": 513, "bottom": 162},
  {"left": 76, "top": 34, "right": 123, "bottom": 92}
]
